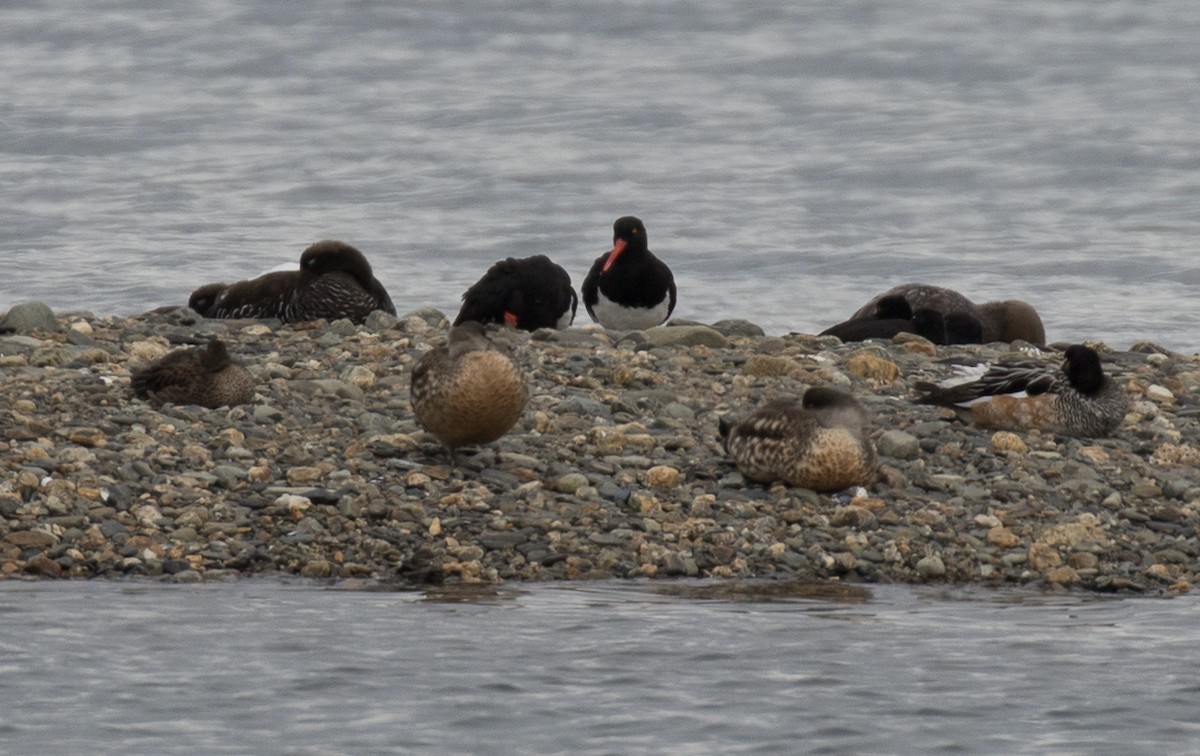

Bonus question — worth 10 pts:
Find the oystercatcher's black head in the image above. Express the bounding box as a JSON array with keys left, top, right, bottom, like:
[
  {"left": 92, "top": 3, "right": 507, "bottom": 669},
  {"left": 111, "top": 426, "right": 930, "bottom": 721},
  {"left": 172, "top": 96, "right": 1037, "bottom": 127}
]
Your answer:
[{"left": 605, "top": 216, "right": 648, "bottom": 271}]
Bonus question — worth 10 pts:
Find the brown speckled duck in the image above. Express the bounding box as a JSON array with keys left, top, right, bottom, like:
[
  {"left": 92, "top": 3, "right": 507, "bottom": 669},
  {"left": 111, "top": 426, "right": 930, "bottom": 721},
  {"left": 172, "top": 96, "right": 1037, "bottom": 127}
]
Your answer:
[
  {"left": 189, "top": 240, "right": 395, "bottom": 324},
  {"left": 720, "top": 386, "right": 876, "bottom": 491},
  {"left": 410, "top": 322, "right": 529, "bottom": 451},
  {"left": 131, "top": 339, "right": 255, "bottom": 408}
]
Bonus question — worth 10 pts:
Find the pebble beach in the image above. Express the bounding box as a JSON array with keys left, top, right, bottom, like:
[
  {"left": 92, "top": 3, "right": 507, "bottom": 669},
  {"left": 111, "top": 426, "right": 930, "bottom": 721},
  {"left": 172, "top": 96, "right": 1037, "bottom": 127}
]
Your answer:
[{"left": 2, "top": 304, "right": 1198, "bottom": 595}]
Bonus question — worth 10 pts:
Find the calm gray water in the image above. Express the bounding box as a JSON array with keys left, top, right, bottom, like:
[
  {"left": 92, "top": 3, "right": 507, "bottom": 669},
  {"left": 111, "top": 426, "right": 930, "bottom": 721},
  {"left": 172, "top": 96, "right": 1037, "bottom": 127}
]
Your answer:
[
  {"left": 0, "top": 580, "right": 1198, "bottom": 755},
  {"left": 2, "top": 0, "right": 1199, "bottom": 350}
]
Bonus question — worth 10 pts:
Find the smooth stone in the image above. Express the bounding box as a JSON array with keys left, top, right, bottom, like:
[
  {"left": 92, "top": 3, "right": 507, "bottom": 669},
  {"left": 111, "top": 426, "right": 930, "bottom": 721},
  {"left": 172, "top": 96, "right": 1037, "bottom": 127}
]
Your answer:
[
  {"left": 643, "top": 325, "right": 730, "bottom": 348},
  {"left": 559, "top": 397, "right": 611, "bottom": 417},
  {"left": 554, "top": 473, "right": 590, "bottom": 494},
  {"left": 0, "top": 302, "right": 58, "bottom": 334},
  {"left": 916, "top": 555, "right": 946, "bottom": 578},
  {"left": 533, "top": 329, "right": 604, "bottom": 346},
  {"left": 401, "top": 307, "right": 449, "bottom": 329},
  {"left": 596, "top": 481, "right": 631, "bottom": 503},
  {"left": 65, "top": 329, "right": 97, "bottom": 347},
  {"left": 253, "top": 405, "right": 285, "bottom": 422},
  {"left": 708, "top": 319, "right": 765, "bottom": 338},
  {"left": 364, "top": 310, "right": 401, "bottom": 331},
  {"left": 4, "top": 530, "right": 58, "bottom": 548},
  {"left": 661, "top": 402, "right": 695, "bottom": 420},
  {"left": 498, "top": 451, "right": 543, "bottom": 469},
  {"left": 876, "top": 430, "right": 920, "bottom": 460},
  {"left": 355, "top": 411, "right": 392, "bottom": 433}
]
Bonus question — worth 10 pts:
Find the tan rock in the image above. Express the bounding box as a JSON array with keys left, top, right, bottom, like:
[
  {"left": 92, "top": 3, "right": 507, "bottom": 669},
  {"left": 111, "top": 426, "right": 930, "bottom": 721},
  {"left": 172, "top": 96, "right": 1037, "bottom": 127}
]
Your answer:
[
  {"left": 1146, "top": 563, "right": 1172, "bottom": 580},
  {"left": 1077, "top": 445, "right": 1111, "bottom": 465},
  {"left": 66, "top": 427, "right": 106, "bottom": 448},
  {"left": 646, "top": 465, "right": 682, "bottom": 488},
  {"left": 404, "top": 471, "right": 432, "bottom": 487},
  {"left": 742, "top": 354, "right": 801, "bottom": 377},
  {"left": 1151, "top": 443, "right": 1200, "bottom": 467},
  {"left": 1037, "top": 514, "right": 1109, "bottom": 548},
  {"left": 4, "top": 530, "right": 58, "bottom": 548},
  {"left": 276, "top": 494, "right": 311, "bottom": 519},
  {"left": 341, "top": 365, "right": 377, "bottom": 389},
  {"left": 990, "top": 431, "right": 1028, "bottom": 455},
  {"left": 1044, "top": 566, "right": 1080, "bottom": 585},
  {"left": 852, "top": 497, "right": 887, "bottom": 511},
  {"left": 286, "top": 466, "right": 323, "bottom": 485},
  {"left": 300, "top": 559, "right": 333, "bottom": 578},
  {"left": 25, "top": 554, "right": 63, "bottom": 578},
  {"left": 1145, "top": 384, "right": 1175, "bottom": 404},
  {"left": 16, "top": 470, "right": 41, "bottom": 489},
  {"left": 986, "top": 526, "right": 1020, "bottom": 548},
  {"left": 134, "top": 505, "right": 164, "bottom": 529},
  {"left": 832, "top": 505, "right": 877, "bottom": 528},
  {"left": 916, "top": 554, "right": 946, "bottom": 578},
  {"left": 127, "top": 339, "right": 170, "bottom": 362},
  {"left": 1067, "top": 552, "right": 1099, "bottom": 570},
  {"left": 897, "top": 336, "right": 937, "bottom": 357},
  {"left": 1028, "top": 542, "right": 1062, "bottom": 570},
  {"left": 844, "top": 351, "right": 899, "bottom": 384}
]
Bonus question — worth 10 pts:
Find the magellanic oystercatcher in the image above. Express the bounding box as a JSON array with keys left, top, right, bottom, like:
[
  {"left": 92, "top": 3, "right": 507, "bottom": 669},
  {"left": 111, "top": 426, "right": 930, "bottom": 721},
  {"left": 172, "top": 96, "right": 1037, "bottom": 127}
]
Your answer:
[
  {"left": 719, "top": 386, "right": 877, "bottom": 492},
  {"left": 454, "top": 255, "right": 577, "bottom": 331},
  {"left": 914, "top": 344, "right": 1130, "bottom": 437},
  {"left": 581, "top": 216, "right": 676, "bottom": 330},
  {"left": 849, "top": 283, "right": 1045, "bottom": 345},
  {"left": 189, "top": 240, "right": 395, "bottom": 325}
]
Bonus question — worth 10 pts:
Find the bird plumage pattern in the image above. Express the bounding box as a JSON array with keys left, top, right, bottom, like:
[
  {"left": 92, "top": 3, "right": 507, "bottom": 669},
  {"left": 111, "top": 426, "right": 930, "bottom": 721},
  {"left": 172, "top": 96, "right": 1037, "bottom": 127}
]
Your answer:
[
  {"left": 721, "top": 386, "right": 877, "bottom": 491},
  {"left": 189, "top": 240, "right": 395, "bottom": 324},
  {"left": 130, "top": 339, "right": 255, "bottom": 408},
  {"left": 914, "top": 344, "right": 1130, "bottom": 437},
  {"left": 410, "top": 322, "right": 529, "bottom": 450},
  {"left": 581, "top": 216, "right": 676, "bottom": 330}
]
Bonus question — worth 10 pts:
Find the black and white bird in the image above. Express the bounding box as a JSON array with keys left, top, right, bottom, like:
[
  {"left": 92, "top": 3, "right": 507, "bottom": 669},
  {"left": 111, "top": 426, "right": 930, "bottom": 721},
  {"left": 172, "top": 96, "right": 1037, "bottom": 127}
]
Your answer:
[
  {"left": 189, "top": 241, "right": 395, "bottom": 325},
  {"left": 914, "top": 344, "right": 1130, "bottom": 437},
  {"left": 454, "top": 255, "right": 577, "bottom": 331},
  {"left": 581, "top": 216, "right": 676, "bottom": 330}
]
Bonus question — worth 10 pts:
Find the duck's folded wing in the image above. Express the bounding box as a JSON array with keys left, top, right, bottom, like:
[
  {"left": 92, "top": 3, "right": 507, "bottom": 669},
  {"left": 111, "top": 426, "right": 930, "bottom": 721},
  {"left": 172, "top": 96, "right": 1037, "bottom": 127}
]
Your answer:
[{"left": 916, "top": 361, "right": 1055, "bottom": 406}]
